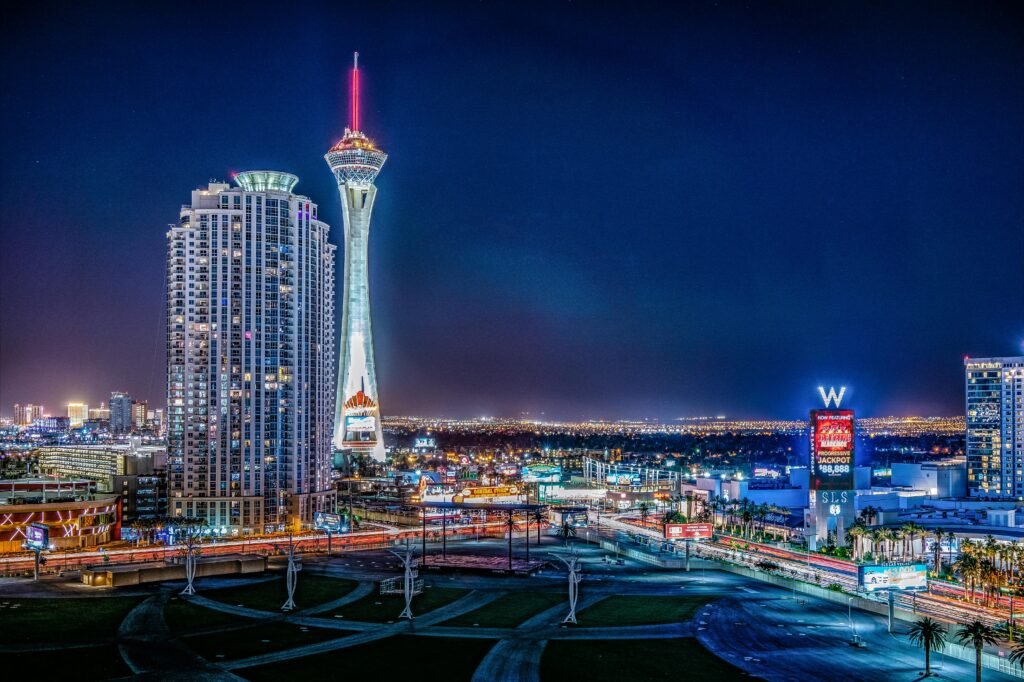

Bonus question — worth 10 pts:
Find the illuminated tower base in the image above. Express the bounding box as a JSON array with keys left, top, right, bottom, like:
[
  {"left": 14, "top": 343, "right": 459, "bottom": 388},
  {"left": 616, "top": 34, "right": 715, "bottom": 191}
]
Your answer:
[{"left": 327, "top": 52, "right": 387, "bottom": 462}]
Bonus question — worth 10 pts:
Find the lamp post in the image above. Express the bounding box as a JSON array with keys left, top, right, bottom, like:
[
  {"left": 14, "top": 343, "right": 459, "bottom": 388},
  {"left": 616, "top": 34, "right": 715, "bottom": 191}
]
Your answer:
[{"left": 848, "top": 596, "right": 854, "bottom": 636}]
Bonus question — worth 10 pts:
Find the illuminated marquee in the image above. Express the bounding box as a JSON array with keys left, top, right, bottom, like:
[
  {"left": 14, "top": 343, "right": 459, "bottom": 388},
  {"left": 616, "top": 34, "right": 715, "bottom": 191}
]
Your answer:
[{"left": 810, "top": 409, "right": 854, "bottom": 491}]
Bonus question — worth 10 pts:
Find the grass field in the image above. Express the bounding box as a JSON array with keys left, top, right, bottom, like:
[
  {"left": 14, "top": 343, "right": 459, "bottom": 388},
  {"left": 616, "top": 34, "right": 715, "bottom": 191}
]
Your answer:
[
  {"left": 541, "top": 638, "right": 749, "bottom": 681},
  {"left": 183, "top": 621, "right": 354, "bottom": 661},
  {"left": 317, "top": 586, "right": 468, "bottom": 623},
  {"left": 203, "top": 574, "right": 358, "bottom": 612},
  {"left": 6, "top": 644, "right": 132, "bottom": 680},
  {"left": 438, "top": 591, "right": 565, "bottom": 628},
  {"left": 164, "top": 597, "right": 260, "bottom": 634},
  {"left": 240, "top": 635, "right": 496, "bottom": 681},
  {"left": 575, "top": 595, "right": 711, "bottom": 627},
  {"left": 0, "top": 596, "right": 142, "bottom": 643}
]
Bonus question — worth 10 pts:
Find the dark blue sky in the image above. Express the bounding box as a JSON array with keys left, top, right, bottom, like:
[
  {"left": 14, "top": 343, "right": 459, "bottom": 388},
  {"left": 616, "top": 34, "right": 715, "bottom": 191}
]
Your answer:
[{"left": 1, "top": 2, "right": 1022, "bottom": 421}]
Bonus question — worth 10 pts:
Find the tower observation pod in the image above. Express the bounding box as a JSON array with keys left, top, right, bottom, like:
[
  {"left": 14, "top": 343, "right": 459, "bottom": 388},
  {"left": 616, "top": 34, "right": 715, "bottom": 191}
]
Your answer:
[{"left": 326, "top": 52, "right": 387, "bottom": 462}]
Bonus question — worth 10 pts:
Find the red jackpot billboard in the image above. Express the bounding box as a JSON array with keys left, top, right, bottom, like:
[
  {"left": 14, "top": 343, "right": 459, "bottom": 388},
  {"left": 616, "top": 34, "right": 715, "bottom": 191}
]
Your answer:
[
  {"left": 664, "top": 523, "right": 713, "bottom": 540},
  {"left": 810, "top": 409, "right": 854, "bottom": 491}
]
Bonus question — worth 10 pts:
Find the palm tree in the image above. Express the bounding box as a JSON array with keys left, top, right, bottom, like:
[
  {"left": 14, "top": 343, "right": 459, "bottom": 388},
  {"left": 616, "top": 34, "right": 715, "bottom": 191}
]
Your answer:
[
  {"left": 954, "top": 553, "right": 980, "bottom": 602},
  {"left": 557, "top": 521, "right": 577, "bottom": 547},
  {"left": 932, "top": 528, "right": 946, "bottom": 574},
  {"left": 902, "top": 522, "right": 924, "bottom": 560},
  {"left": 956, "top": 620, "right": 998, "bottom": 682},
  {"left": 532, "top": 509, "right": 544, "bottom": 545},
  {"left": 1008, "top": 639, "right": 1024, "bottom": 671},
  {"left": 637, "top": 502, "right": 651, "bottom": 528},
  {"left": 907, "top": 617, "right": 947, "bottom": 677},
  {"left": 848, "top": 523, "right": 867, "bottom": 561}
]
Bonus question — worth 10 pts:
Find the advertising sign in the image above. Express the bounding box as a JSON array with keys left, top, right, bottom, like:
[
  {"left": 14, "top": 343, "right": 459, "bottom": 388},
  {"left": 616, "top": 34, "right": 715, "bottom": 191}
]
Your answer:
[
  {"left": 606, "top": 473, "right": 641, "bottom": 487},
  {"left": 810, "top": 409, "right": 855, "bottom": 491},
  {"left": 522, "top": 464, "right": 562, "bottom": 483},
  {"left": 314, "top": 512, "right": 343, "bottom": 533},
  {"left": 664, "top": 523, "right": 713, "bottom": 540},
  {"left": 414, "top": 437, "right": 436, "bottom": 449},
  {"left": 345, "top": 415, "right": 376, "bottom": 433},
  {"left": 25, "top": 523, "right": 49, "bottom": 549},
  {"left": 858, "top": 563, "right": 928, "bottom": 592}
]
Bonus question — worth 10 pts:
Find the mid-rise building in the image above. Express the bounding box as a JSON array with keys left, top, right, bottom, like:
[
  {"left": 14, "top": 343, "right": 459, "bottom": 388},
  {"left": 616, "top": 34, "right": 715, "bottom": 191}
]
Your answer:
[
  {"left": 966, "top": 356, "right": 1024, "bottom": 499},
  {"left": 66, "top": 402, "right": 88, "bottom": 427},
  {"left": 13, "top": 403, "right": 44, "bottom": 425},
  {"left": 132, "top": 400, "right": 148, "bottom": 430},
  {"left": 167, "top": 171, "right": 336, "bottom": 533},
  {"left": 110, "top": 392, "right": 134, "bottom": 433}
]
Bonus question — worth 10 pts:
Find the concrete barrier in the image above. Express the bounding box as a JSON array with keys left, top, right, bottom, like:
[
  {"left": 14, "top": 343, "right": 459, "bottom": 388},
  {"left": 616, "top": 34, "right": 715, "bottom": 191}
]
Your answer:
[{"left": 81, "top": 553, "right": 266, "bottom": 587}]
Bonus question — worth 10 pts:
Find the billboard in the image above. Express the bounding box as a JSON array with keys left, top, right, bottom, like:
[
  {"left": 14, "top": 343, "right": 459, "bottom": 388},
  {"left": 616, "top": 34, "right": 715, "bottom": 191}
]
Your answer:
[
  {"left": 606, "top": 473, "right": 641, "bottom": 487},
  {"left": 858, "top": 563, "right": 928, "bottom": 592},
  {"left": 664, "top": 523, "right": 714, "bottom": 540},
  {"left": 522, "top": 464, "right": 562, "bottom": 483},
  {"left": 25, "top": 523, "right": 49, "bottom": 550},
  {"left": 345, "top": 415, "right": 376, "bottom": 433},
  {"left": 314, "top": 512, "right": 344, "bottom": 533},
  {"left": 810, "top": 409, "right": 855, "bottom": 491},
  {"left": 414, "top": 437, "right": 436, "bottom": 449}
]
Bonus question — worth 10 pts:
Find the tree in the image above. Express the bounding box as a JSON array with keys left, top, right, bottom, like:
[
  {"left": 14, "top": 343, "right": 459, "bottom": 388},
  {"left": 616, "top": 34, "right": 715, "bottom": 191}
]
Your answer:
[
  {"left": 848, "top": 523, "right": 866, "bottom": 561},
  {"left": 907, "top": 617, "right": 947, "bottom": 677},
  {"left": 956, "top": 620, "right": 998, "bottom": 682},
  {"left": 954, "top": 553, "right": 980, "bottom": 602},
  {"left": 932, "top": 528, "right": 946, "bottom": 574},
  {"left": 557, "top": 521, "right": 577, "bottom": 547},
  {"left": 532, "top": 509, "right": 545, "bottom": 545},
  {"left": 1008, "top": 639, "right": 1024, "bottom": 671},
  {"left": 638, "top": 502, "right": 651, "bottom": 528}
]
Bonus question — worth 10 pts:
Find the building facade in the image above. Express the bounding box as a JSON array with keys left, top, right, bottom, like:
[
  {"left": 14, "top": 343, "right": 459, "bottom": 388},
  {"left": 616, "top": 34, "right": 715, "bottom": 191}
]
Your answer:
[
  {"left": 110, "top": 392, "right": 134, "bottom": 433},
  {"left": 966, "top": 356, "right": 1024, "bottom": 499},
  {"left": 13, "top": 403, "right": 44, "bottom": 425},
  {"left": 326, "top": 54, "right": 388, "bottom": 462},
  {"left": 167, "top": 171, "right": 336, "bottom": 533},
  {"left": 66, "top": 402, "right": 88, "bottom": 427}
]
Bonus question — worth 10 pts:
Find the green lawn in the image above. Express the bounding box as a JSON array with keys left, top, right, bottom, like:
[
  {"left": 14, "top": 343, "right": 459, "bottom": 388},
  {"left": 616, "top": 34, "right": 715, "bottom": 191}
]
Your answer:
[
  {"left": 6, "top": 644, "right": 132, "bottom": 680},
  {"left": 0, "top": 596, "right": 142, "bottom": 643},
  {"left": 164, "top": 597, "right": 260, "bottom": 634},
  {"left": 183, "top": 621, "right": 354, "bottom": 661},
  {"left": 541, "top": 639, "right": 750, "bottom": 681},
  {"left": 576, "top": 595, "right": 711, "bottom": 627},
  {"left": 316, "top": 586, "right": 468, "bottom": 623},
  {"left": 240, "top": 635, "right": 496, "bottom": 681},
  {"left": 203, "top": 574, "right": 358, "bottom": 612},
  {"left": 439, "top": 591, "right": 566, "bottom": 628}
]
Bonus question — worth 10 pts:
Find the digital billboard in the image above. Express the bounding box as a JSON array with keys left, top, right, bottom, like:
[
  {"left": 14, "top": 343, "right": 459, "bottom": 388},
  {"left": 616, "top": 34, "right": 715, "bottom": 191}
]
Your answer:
[
  {"left": 25, "top": 523, "right": 49, "bottom": 550},
  {"left": 664, "top": 523, "right": 713, "bottom": 540},
  {"left": 414, "top": 437, "right": 436, "bottom": 449},
  {"left": 810, "top": 409, "right": 854, "bottom": 491},
  {"left": 858, "top": 563, "right": 928, "bottom": 592},
  {"left": 522, "top": 464, "right": 562, "bottom": 483},
  {"left": 314, "top": 512, "right": 344, "bottom": 533},
  {"left": 345, "top": 415, "right": 376, "bottom": 433},
  {"left": 606, "top": 473, "right": 641, "bottom": 487}
]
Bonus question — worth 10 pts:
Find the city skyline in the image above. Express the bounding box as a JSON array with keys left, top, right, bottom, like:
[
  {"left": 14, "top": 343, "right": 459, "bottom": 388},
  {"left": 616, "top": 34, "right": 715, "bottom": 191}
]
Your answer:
[{"left": 2, "top": 2, "right": 1023, "bottom": 421}]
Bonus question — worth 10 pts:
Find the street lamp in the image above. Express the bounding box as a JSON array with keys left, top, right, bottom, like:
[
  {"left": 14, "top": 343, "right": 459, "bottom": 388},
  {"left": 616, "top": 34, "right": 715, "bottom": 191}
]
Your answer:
[{"left": 848, "top": 596, "right": 854, "bottom": 636}]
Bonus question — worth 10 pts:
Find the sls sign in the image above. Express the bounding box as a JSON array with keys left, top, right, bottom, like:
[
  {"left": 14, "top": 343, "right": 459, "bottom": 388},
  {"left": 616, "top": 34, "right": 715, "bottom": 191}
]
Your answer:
[{"left": 818, "top": 386, "right": 846, "bottom": 408}]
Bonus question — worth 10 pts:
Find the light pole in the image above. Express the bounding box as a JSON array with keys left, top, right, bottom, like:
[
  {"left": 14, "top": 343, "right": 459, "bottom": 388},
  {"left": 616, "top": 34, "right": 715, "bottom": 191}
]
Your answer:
[{"left": 847, "top": 596, "right": 854, "bottom": 636}]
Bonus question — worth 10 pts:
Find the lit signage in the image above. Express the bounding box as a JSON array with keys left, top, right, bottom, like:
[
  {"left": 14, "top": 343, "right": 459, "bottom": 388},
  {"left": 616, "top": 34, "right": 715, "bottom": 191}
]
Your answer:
[
  {"left": 606, "top": 473, "right": 641, "bottom": 487},
  {"left": 314, "top": 512, "right": 344, "bottom": 533},
  {"left": 413, "top": 437, "right": 437, "bottom": 449},
  {"left": 522, "top": 464, "right": 562, "bottom": 483},
  {"left": 858, "top": 563, "right": 928, "bottom": 592},
  {"left": 818, "top": 386, "right": 847, "bottom": 408},
  {"left": 25, "top": 523, "right": 49, "bottom": 550},
  {"left": 664, "top": 523, "right": 713, "bottom": 540},
  {"left": 810, "top": 409, "right": 854, "bottom": 491},
  {"left": 345, "top": 415, "right": 376, "bottom": 433}
]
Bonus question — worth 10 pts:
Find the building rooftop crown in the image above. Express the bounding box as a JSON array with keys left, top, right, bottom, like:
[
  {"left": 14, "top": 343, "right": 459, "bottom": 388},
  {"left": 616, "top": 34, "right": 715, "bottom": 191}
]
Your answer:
[{"left": 233, "top": 170, "right": 299, "bottom": 193}]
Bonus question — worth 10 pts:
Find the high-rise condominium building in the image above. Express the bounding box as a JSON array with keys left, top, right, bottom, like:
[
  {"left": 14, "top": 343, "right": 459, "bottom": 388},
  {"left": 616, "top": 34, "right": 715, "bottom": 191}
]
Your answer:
[
  {"left": 167, "top": 171, "right": 336, "bottom": 533},
  {"left": 966, "top": 356, "right": 1024, "bottom": 498},
  {"left": 326, "top": 53, "right": 387, "bottom": 462},
  {"left": 110, "top": 392, "right": 134, "bottom": 432},
  {"left": 13, "top": 404, "right": 44, "bottom": 425},
  {"left": 67, "top": 403, "right": 88, "bottom": 427}
]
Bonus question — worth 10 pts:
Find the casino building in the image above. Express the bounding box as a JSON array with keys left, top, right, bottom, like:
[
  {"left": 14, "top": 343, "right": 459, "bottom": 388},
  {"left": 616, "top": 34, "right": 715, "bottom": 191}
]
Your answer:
[{"left": 808, "top": 387, "right": 857, "bottom": 549}]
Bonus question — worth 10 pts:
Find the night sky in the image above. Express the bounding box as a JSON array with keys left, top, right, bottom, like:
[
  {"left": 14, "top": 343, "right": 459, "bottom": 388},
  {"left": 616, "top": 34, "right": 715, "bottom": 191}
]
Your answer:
[{"left": 1, "top": 2, "right": 1022, "bottom": 421}]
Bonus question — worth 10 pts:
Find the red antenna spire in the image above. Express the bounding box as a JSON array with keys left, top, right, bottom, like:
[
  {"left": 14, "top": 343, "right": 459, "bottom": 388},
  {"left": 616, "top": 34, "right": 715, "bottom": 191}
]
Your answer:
[{"left": 351, "top": 51, "right": 360, "bottom": 131}]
